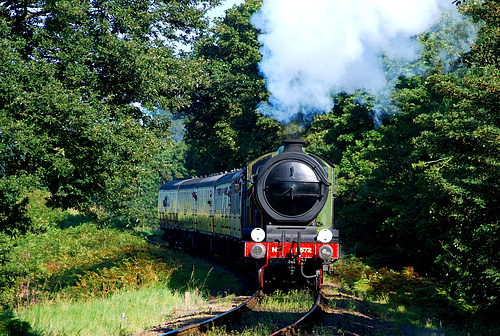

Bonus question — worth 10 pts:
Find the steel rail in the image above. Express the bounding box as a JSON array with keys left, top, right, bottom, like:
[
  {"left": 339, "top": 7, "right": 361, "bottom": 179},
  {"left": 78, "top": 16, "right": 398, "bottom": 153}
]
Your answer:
[
  {"left": 268, "top": 290, "right": 323, "bottom": 336},
  {"left": 145, "top": 234, "right": 165, "bottom": 246},
  {"left": 159, "top": 289, "right": 262, "bottom": 336}
]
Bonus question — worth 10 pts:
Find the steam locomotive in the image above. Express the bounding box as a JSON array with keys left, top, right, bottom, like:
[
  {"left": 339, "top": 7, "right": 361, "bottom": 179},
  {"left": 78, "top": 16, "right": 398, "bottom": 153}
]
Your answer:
[{"left": 158, "top": 139, "right": 339, "bottom": 288}]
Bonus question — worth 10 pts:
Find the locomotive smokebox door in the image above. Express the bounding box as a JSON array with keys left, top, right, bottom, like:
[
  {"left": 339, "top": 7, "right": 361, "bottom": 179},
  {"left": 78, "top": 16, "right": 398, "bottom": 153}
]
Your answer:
[{"left": 255, "top": 139, "right": 330, "bottom": 225}]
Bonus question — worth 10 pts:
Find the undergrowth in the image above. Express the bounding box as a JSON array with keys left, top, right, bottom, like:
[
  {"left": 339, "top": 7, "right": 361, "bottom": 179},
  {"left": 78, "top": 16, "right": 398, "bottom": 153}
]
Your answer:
[
  {"left": 330, "top": 255, "right": 500, "bottom": 335},
  {"left": 0, "top": 221, "right": 177, "bottom": 308},
  {"left": 0, "top": 191, "right": 241, "bottom": 335}
]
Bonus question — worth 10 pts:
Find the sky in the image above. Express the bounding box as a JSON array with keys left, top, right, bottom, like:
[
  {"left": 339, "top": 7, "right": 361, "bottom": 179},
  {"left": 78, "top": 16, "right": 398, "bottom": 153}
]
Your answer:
[{"left": 207, "top": 0, "right": 246, "bottom": 21}]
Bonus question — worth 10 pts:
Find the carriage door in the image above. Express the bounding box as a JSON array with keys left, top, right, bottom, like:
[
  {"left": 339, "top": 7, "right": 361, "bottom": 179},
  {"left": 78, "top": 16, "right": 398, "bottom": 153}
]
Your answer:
[
  {"left": 192, "top": 188, "right": 197, "bottom": 230},
  {"left": 230, "top": 179, "right": 243, "bottom": 239}
]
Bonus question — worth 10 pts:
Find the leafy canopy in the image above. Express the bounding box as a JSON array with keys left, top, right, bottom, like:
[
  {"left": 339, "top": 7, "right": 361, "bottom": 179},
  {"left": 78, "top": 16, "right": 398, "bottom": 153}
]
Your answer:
[
  {"left": 181, "top": 0, "right": 282, "bottom": 175},
  {"left": 0, "top": 0, "right": 213, "bottom": 231}
]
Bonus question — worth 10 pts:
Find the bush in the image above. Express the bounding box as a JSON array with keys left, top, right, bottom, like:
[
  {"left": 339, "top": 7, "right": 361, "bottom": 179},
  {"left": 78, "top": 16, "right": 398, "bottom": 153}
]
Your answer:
[
  {"left": 334, "top": 255, "right": 376, "bottom": 290},
  {"left": 0, "top": 310, "right": 33, "bottom": 336},
  {"left": 0, "top": 218, "right": 176, "bottom": 308},
  {"left": 368, "top": 266, "right": 467, "bottom": 322}
]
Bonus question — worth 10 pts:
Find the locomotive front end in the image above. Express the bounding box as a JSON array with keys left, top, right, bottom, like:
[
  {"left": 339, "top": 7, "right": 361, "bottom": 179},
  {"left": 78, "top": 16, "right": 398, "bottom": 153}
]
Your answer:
[{"left": 244, "top": 139, "right": 339, "bottom": 288}]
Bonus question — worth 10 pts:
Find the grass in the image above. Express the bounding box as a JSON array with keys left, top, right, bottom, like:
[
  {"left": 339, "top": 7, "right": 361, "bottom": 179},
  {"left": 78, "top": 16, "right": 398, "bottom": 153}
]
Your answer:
[
  {"left": 16, "top": 285, "right": 205, "bottom": 336},
  {"left": 258, "top": 289, "right": 314, "bottom": 313},
  {"left": 0, "top": 192, "right": 242, "bottom": 335}
]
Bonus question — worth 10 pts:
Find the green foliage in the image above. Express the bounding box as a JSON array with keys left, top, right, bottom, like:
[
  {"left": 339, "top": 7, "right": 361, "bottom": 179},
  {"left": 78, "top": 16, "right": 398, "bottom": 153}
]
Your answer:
[
  {"left": 123, "top": 139, "right": 191, "bottom": 227},
  {"left": 0, "top": 218, "right": 176, "bottom": 309},
  {"left": 0, "top": 0, "right": 209, "bottom": 229},
  {"left": 307, "top": 90, "right": 442, "bottom": 272},
  {"left": 305, "top": 3, "right": 500, "bottom": 314},
  {"left": 368, "top": 267, "right": 463, "bottom": 321},
  {"left": 461, "top": 1, "right": 500, "bottom": 67},
  {"left": 0, "top": 310, "right": 34, "bottom": 336},
  {"left": 0, "top": 196, "right": 242, "bottom": 308},
  {"left": 331, "top": 257, "right": 485, "bottom": 331},
  {"left": 304, "top": 93, "right": 375, "bottom": 165},
  {"left": 333, "top": 255, "right": 376, "bottom": 293},
  {"left": 0, "top": 202, "right": 244, "bottom": 335},
  {"left": 15, "top": 287, "right": 201, "bottom": 336},
  {"left": 401, "top": 2, "right": 500, "bottom": 310},
  {"left": 67, "top": 253, "right": 176, "bottom": 300},
  {"left": 182, "top": 0, "right": 282, "bottom": 175},
  {"left": 409, "top": 66, "right": 500, "bottom": 311}
]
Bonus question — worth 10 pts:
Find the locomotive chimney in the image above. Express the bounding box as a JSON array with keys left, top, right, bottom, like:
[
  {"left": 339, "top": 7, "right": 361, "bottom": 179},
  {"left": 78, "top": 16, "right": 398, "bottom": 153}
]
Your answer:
[{"left": 282, "top": 139, "right": 305, "bottom": 153}]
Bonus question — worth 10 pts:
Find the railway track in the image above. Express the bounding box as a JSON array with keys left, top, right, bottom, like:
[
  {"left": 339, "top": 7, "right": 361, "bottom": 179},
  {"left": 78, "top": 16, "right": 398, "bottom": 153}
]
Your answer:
[
  {"left": 158, "top": 290, "right": 262, "bottom": 336},
  {"left": 269, "top": 289, "right": 323, "bottom": 336},
  {"left": 158, "top": 289, "right": 323, "bottom": 336},
  {"left": 146, "top": 234, "right": 325, "bottom": 335}
]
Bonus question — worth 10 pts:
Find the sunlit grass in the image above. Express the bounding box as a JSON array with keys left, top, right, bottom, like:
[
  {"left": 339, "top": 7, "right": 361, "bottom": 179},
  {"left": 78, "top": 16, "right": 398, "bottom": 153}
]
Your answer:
[
  {"left": 1, "top": 199, "right": 242, "bottom": 335},
  {"left": 259, "top": 289, "right": 314, "bottom": 313},
  {"left": 16, "top": 285, "right": 206, "bottom": 336}
]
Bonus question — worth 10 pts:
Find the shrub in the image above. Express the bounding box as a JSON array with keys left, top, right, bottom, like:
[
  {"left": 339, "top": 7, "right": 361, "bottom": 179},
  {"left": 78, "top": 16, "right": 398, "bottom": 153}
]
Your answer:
[
  {"left": 334, "top": 255, "right": 376, "bottom": 290},
  {"left": 368, "top": 267, "right": 465, "bottom": 322},
  {"left": 0, "top": 310, "right": 33, "bottom": 336},
  {"left": 0, "top": 219, "right": 177, "bottom": 308}
]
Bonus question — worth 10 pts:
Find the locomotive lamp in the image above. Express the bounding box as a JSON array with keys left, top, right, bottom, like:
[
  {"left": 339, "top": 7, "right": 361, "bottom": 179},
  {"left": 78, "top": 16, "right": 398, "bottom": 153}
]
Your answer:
[
  {"left": 251, "top": 228, "right": 266, "bottom": 242},
  {"left": 317, "top": 228, "right": 334, "bottom": 243},
  {"left": 318, "top": 245, "right": 334, "bottom": 260},
  {"left": 250, "top": 243, "right": 266, "bottom": 259}
]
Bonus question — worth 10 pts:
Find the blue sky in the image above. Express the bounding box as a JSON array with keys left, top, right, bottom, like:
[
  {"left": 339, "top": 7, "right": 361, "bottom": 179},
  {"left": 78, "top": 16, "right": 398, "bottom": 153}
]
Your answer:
[{"left": 207, "top": 0, "right": 245, "bottom": 21}]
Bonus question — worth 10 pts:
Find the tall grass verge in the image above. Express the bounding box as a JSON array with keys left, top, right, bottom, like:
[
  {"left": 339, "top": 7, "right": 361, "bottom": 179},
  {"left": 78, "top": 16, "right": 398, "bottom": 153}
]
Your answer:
[{"left": 16, "top": 285, "right": 205, "bottom": 336}]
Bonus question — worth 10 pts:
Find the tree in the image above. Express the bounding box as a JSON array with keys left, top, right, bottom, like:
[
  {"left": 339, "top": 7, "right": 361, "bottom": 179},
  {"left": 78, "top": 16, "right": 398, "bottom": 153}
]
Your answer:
[
  {"left": 304, "top": 93, "right": 375, "bottom": 165},
  {"left": 305, "top": 1, "right": 500, "bottom": 311},
  {"left": 181, "top": 0, "right": 282, "bottom": 175},
  {"left": 306, "top": 88, "right": 447, "bottom": 273},
  {"left": 0, "top": 0, "right": 212, "bottom": 230},
  {"left": 407, "top": 1, "right": 500, "bottom": 312}
]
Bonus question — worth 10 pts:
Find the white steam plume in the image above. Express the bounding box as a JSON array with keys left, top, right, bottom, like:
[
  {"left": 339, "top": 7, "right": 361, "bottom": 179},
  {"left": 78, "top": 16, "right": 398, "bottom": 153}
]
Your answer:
[{"left": 251, "top": 0, "right": 470, "bottom": 122}]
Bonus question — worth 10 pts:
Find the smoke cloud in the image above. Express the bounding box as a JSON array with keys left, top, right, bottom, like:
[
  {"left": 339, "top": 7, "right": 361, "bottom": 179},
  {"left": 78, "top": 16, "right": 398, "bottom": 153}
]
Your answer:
[{"left": 251, "top": 0, "right": 473, "bottom": 123}]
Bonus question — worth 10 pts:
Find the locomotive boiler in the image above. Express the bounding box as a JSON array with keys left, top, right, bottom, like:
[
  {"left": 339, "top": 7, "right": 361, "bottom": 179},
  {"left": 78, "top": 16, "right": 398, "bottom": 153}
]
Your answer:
[{"left": 158, "top": 139, "right": 339, "bottom": 288}]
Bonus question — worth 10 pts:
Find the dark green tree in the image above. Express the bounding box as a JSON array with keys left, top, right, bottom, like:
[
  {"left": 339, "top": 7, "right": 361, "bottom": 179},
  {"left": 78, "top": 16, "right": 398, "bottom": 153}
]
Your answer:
[
  {"left": 304, "top": 93, "right": 375, "bottom": 165},
  {"left": 181, "top": 0, "right": 282, "bottom": 175},
  {"left": 306, "top": 1, "right": 499, "bottom": 311},
  {"left": 406, "top": 1, "right": 500, "bottom": 311},
  {"left": 0, "top": 0, "right": 212, "bottom": 230},
  {"left": 341, "top": 2, "right": 497, "bottom": 311},
  {"left": 305, "top": 89, "right": 444, "bottom": 272}
]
